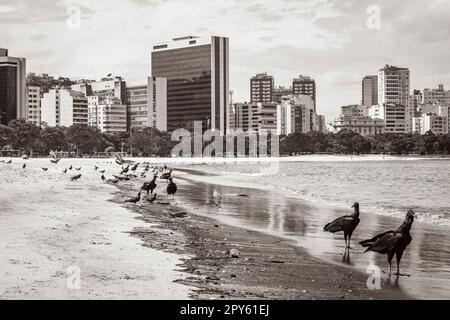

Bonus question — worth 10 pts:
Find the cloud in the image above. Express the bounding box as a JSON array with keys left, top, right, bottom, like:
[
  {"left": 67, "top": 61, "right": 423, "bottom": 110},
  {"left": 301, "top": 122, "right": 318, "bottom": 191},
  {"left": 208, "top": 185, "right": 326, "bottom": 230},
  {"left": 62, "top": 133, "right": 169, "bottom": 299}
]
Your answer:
[{"left": 1, "top": 0, "right": 449, "bottom": 122}]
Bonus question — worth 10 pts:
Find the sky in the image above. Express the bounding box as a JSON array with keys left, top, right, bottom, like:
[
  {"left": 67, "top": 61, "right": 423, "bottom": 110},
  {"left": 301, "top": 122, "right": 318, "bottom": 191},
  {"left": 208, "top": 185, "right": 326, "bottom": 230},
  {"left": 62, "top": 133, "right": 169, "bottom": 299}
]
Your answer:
[{"left": 1, "top": 0, "right": 450, "bottom": 122}]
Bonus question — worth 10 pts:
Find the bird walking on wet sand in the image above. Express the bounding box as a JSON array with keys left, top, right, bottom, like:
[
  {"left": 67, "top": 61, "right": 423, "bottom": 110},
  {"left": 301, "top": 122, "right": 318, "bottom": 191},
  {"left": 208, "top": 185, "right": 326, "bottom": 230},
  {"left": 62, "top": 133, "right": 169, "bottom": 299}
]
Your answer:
[
  {"left": 94, "top": 165, "right": 99, "bottom": 170},
  {"left": 324, "top": 202, "right": 360, "bottom": 249},
  {"left": 130, "top": 162, "right": 139, "bottom": 172},
  {"left": 42, "top": 167, "right": 48, "bottom": 171},
  {"left": 75, "top": 167, "right": 81, "bottom": 171},
  {"left": 6, "top": 159, "right": 12, "bottom": 164},
  {"left": 22, "top": 163, "right": 26, "bottom": 169},
  {"left": 360, "top": 210, "right": 416, "bottom": 276},
  {"left": 120, "top": 165, "right": 129, "bottom": 175},
  {"left": 141, "top": 175, "right": 157, "bottom": 195},
  {"left": 100, "top": 169, "right": 105, "bottom": 173},
  {"left": 160, "top": 169, "right": 173, "bottom": 181},
  {"left": 68, "top": 165, "right": 73, "bottom": 170},
  {"left": 101, "top": 174, "right": 118, "bottom": 184},
  {"left": 62, "top": 168, "right": 67, "bottom": 173},
  {"left": 124, "top": 191, "right": 141, "bottom": 204},
  {"left": 167, "top": 177, "right": 177, "bottom": 200},
  {"left": 70, "top": 174, "right": 82, "bottom": 181}
]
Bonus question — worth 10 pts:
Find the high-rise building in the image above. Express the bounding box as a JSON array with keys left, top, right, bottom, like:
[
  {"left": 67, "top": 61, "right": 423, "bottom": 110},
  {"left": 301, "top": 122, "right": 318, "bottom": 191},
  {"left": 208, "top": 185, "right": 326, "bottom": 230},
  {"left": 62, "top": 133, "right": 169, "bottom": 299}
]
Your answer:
[
  {"left": 0, "top": 49, "right": 26, "bottom": 125},
  {"left": 151, "top": 35, "right": 229, "bottom": 133},
  {"left": 277, "top": 94, "right": 315, "bottom": 135},
  {"left": 148, "top": 76, "right": 167, "bottom": 131},
  {"left": 362, "top": 75, "right": 378, "bottom": 107},
  {"left": 423, "top": 84, "right": 450, "bottom": 105},
  {"left": 273, "top": 86, "right": 292, "bottom": 104},
  {"left": 378, "top": 65, "right": 411, "bottom": 132},
  {"left": 26, "top": 86, "right": 41, "bottom": 126},
  {"left": 292, "top": 75, "right": 316, "bottom": 111},
  {"left": 409, "top": 89, "right": 423, "bottom": 113},
  {"left": 41, "top": 89, "right": 88, "bottom": 127},
  {"left": 250, "top": 73, "right": 274, "bottom": 103},
  {"left": 127, "top": 84, "right": 149, "bottom": 130},
  {"left": 316, "top": 115, "right": 327, "bottom": 133}
]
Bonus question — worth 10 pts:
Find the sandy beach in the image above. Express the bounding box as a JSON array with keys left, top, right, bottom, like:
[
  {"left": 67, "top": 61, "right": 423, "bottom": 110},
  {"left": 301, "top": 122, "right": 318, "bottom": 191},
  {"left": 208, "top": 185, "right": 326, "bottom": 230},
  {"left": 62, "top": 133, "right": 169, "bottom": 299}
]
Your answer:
[{"left": 1, "top": 157, "right": 449, "bottom": 299}]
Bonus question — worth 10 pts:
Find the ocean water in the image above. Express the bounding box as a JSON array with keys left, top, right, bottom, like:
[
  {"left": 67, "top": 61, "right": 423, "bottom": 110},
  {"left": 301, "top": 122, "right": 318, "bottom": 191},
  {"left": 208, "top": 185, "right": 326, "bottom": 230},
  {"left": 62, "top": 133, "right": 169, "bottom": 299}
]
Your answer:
[{"left": 193, "top": 159, "right": 450, "bottom": 227}]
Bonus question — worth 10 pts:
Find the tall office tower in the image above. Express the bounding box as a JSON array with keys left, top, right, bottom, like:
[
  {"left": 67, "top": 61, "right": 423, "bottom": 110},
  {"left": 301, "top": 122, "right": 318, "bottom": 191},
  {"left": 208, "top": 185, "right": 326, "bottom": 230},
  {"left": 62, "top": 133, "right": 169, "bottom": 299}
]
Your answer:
[
  {"left": 378, "top": 65, "right": 411, "bottom": 132},
  {"left": 250, "top": 73, "right": 274, "bottom": 103},
  {"left": 229, "top": 102, "right": 277, "bottom": 133},
  {"left": 292, "top": 75, "right": 316, "bottom": 111},
  {"left": 148, "top": 76, "right": 167, "bottom": 131},
  {"left": 273, "top": 86, "right": 293, "bottom": 104},
  {"left": 423, "top": 84, "right": 450, "bottom": 105},
  {"left": 41, "top": 89, "right": 88, "bottom": 127},
  {"left": 26, "top": 86, "right": 41, "bottom": 126},
  {"left": 151, "top": 35, "right": 229, "bottom": 133},
  {"left": 362, "top": 75, "right": 378, "bottom": 107},
  {"left": 0, "top": 49, "right": 26, "bottom": 125}
]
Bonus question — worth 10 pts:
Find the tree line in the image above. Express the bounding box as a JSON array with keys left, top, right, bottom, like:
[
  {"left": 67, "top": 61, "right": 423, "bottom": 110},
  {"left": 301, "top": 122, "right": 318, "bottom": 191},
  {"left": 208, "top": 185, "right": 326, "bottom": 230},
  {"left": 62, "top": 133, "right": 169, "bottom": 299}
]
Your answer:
[{"left": 1, "top": 119, "right": 449, "bottom": 157}]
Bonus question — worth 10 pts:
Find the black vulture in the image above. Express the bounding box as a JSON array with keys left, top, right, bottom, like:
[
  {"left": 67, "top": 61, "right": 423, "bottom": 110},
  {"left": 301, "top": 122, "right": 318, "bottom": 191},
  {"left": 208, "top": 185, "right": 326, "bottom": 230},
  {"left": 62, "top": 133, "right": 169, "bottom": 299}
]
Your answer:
[
  {"left": 141, "top": 175, "right": 157, "bottom": 195},
  {"left": 360, "top": 210, "right": 416, "bottom": 275},
  {"left": 22, "top": 163, "right": 26, "bottom": 169},
  {"left": 130, "top": 163, "right": 139, "bottom": 172},
  {"left": 6, "top": 159, "right": 12, "bottom": 164},
  {"left": 167, "top": 177, "right": 177, "bottom": 200},
  {"left": 42, "top": 167, "right": 48, "bottom": 171},
  {"left": 68, "top": 165, "right": 73, "bottom": 170},
  {"left": 160, "top": 169, "right": 173, "bottom": 181},
  {"left": 63, "top": 168, "right": 67, "bottom": 173},
  {"left": 324, "top": 202, "right": 361, "bottom": 249},
  {"left": 124, "top": 192, "right": 141, "bottom": 204},
  {"left": 70, "top": 174, "right": 82, "bottom": 181}
]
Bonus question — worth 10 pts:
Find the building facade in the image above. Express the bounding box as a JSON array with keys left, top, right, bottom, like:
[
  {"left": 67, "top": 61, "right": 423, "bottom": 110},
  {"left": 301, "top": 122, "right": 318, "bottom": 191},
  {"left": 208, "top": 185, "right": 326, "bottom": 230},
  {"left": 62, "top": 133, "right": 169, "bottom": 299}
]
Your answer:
[
  {"left": 0, "top": 49, "right": 26, "bottom": 125},
  {"left": 423, "top": 84, "right": 450, "bottom": 105},
  {"left": 334, "top": 104, "right": 384, "bottom": 136},
  {"left": 273, "top": 86, "right": 292, "bottom": 104},
  {"left": 151, "top": 35, "right": 229, "bottom": 133},
  {"left": 41, "top": 89, "right": 88, "bottom": 127},
  {"left": 378, "top": 65, "right": 411, "bottom": 132},
  {"left": 250, "top": 73, "right": 274, "bottom": 103},
  {"left": 362, "top": 75, "right": 378, "bottom": 107},
  {"left": 127, "top": 84, "right": 149, "bottom": 130},
  {"left": 277, "top": 94, "right": 315, "bottom": 135},
  {"left": 26, "top": 86, "right": 41, "bottom": 126},
  {"left": 292, "top": 75, "right": 316, "bottom": 111},
  {"left": 369, "top": 103, "right": 406, "bottom": 134},
  {"left": 229, "top": 102, "right": 277, "bottom": 133}
]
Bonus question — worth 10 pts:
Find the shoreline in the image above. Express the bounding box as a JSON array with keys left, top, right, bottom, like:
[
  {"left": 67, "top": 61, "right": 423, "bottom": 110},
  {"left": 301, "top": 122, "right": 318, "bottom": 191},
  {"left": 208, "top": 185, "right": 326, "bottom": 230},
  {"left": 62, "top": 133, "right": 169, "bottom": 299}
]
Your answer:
[{"left": 114, "top": 173, "right": 412, "bottom": 300}]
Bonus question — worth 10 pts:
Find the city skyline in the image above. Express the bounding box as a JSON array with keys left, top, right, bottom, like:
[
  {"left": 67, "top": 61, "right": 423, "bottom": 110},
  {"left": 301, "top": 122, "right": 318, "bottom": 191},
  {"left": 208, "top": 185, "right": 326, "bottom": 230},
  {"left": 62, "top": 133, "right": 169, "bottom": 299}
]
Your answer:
[{"left": 1, "top": 0, "right": 450, "bottom": 122}]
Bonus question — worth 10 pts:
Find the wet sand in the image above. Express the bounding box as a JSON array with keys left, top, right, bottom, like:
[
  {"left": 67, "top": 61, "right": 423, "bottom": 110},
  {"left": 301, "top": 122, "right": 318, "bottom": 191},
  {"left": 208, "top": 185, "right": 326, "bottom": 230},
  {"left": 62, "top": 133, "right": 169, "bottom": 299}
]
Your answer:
[{"left": 112, "top": 170, "right": 411, "bottom": 299}]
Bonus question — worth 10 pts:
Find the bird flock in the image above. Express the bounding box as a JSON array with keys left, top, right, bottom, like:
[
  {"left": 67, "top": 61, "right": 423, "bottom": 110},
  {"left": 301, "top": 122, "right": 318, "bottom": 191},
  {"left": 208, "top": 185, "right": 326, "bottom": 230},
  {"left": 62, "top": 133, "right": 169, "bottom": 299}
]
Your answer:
[
  {"left": 2, "top": 154, "right": 417, "bottom": 278},
  {"left": 323, "top": 202, "right": 416, "bottom": 276}
]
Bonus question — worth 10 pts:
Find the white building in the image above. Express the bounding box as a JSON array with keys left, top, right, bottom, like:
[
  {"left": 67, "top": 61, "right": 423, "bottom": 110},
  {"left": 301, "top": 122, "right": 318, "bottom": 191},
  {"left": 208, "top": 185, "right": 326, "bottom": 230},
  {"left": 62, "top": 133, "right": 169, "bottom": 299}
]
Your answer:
[
  {"left": 26, "top": 86, "right": 41, "bottom": 126},
  {"left": 333, "top": 105, "right": 384, "bottom": 136},
  {"left": 148, "top": 77, "right": 168, "bottom": 132},
  {"left": 41, "top": 89, "right": 88, "bottom": 127},
  {"left": 418, "top": 113, "right": 448, "bottom": 135},
  {"left": 378, "top": 65, "right": 411, "bottom": 132},
  {"left": 229, "top": 102, "right": 277, "bottom": 133},
  {"left": 369, "top": 103, "right": 407, "bottom": 134},
  {"left": 277, "top": 95, "right": 315, "bottom": 135}
]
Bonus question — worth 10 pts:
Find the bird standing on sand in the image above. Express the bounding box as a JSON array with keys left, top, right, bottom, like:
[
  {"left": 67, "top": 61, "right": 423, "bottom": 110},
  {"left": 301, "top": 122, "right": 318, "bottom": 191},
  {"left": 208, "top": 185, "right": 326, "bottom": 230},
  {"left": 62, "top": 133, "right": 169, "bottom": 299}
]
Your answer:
[
  {"left": 94, "top": 165, "right": 99, "bottom": 170},
  {"left": 130, "top": 163, "right": 139, "bottom": 172},
  {"left": 124, "top": 191, "right": 141, "bottom": 204},
  {"left": 360, "top": 210, "right": 416, "bottom": 276},
  {"left": 70, "top": 174, "right": 82, "bottom": 181},
  {"left": 6, "top": 159, "right": 12, "bottom": 164},
  {"left": 101, "top": 174, "right": 118, "bottom": 184},
  {"left": 23, "top": 163, "right": 26, "bottom": 169},
  {"left": 68, "top": 165, "right": 73, "bottom": 170},
  {"left": 120, "top": 165, "right": 129, "bottom": 175},
  {"left": 160, "top": 169, "right": 173, "bottom": 181},
  {"left": 75, "top": 167, "right": 81, "bottom": 171},
  {"left": 167, "top": 177, "right": 177, "bottom": 200},
  {"left": 42, "top": 167, "right": 48, "bottom": 171},
  {"left": 324, "top": 202, "right": 360, "bottom": 249},
  {"left": 141, "top": 175, "right": 157, "bottom": 195},
  {"left": 63, "top": 168, "right": 67, "bottom": 173}
]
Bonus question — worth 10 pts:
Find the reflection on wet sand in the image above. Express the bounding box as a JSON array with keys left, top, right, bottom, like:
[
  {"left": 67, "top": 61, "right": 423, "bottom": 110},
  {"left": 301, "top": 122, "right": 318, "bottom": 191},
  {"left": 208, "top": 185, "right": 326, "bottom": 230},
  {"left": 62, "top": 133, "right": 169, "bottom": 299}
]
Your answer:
[{"left": 177, "top": 174, "right": 450, "bottom": 300}]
